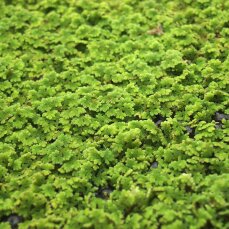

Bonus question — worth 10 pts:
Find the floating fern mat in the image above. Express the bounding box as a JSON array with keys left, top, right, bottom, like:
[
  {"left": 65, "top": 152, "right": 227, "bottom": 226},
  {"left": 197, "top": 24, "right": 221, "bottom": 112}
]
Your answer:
[{"left": 0, "top": 0, "right": 229, "bottom": 228}]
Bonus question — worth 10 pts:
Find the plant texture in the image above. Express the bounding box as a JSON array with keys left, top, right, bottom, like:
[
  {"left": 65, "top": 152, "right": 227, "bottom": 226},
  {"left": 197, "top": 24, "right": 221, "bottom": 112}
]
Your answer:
[{"left": 0, "top": 0, "right": 229, "bottom": 228}]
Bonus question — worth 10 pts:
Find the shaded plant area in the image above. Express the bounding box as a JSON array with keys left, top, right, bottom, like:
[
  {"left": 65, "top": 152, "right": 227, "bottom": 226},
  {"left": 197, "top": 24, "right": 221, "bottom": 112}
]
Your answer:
[{"left": 0, "top": 0, "right": 228, "bottom": 228}]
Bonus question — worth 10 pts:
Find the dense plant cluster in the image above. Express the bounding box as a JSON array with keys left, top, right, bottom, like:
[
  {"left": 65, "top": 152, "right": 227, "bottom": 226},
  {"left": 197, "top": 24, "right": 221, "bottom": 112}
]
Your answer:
[{"left": 0, "top": 0, "right": 229, "bottom": 228}]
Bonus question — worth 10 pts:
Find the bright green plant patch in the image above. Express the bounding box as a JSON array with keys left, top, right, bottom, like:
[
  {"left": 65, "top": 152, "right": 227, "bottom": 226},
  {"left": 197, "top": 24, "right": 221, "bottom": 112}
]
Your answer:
[{"left": 0, "top": 0, "right": 229, "bottom": 228}]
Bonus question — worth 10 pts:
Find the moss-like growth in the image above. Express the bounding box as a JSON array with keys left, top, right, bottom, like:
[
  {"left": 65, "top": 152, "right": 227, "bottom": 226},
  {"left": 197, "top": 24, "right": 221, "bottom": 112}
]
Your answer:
[{"left": 0, "top": 0, "right": 228, "bottom": 228}]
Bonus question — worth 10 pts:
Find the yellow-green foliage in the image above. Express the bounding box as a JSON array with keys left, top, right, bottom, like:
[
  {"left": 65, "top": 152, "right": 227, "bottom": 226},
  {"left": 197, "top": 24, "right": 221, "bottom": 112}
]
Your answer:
[{"left": 0, "top": 0, "right": 229, "bottom": 228}]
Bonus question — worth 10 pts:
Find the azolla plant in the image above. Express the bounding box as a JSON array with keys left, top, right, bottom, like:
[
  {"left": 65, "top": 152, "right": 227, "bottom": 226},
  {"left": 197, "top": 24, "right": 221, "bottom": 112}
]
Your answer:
[{"left": 0, "top": 0, "right": 228, "bottom": 228}]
